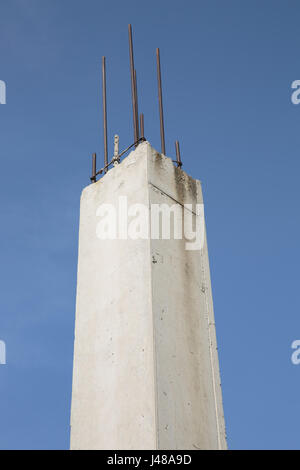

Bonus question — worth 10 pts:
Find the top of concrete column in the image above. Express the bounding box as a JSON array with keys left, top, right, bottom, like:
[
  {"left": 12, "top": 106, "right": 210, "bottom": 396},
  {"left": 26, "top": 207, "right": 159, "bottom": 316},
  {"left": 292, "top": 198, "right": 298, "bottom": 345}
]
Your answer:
[{"left": 83, "top": 141, "right": 203, "bottom": 207}]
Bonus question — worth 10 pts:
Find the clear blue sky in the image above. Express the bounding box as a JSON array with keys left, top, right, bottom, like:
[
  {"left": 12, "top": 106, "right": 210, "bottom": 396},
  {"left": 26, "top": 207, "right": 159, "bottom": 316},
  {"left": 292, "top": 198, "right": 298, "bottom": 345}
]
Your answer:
[{"left": 0, "top": 0, "right": 300, "bottom": 450}]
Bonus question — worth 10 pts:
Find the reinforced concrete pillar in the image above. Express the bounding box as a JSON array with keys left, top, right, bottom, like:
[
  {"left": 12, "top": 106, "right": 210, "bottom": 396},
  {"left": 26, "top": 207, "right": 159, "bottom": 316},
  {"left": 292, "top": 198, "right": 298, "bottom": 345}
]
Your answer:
[{"left": 70, "top": 141, "right": 226, "bottom": 450}]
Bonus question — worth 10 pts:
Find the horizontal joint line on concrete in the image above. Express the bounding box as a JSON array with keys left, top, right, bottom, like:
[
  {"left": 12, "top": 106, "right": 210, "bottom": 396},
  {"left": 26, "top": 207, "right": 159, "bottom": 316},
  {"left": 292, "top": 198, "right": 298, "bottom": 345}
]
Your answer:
[{"left": 148, "top": 182, "right": 198, "bottom": 215}]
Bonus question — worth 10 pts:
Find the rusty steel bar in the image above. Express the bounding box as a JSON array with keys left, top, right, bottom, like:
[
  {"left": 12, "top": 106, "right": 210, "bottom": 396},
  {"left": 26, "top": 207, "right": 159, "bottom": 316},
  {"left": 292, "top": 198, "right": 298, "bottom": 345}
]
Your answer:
[
  {"left": 128, "top": 24, "right": 138, "bottom": 146},
  {"left": 156, "top": 48, "right": 166, "bottom": 155},
  {"left": 134, "top": 69, "right": 139, "bottom": 141},
  {"left": 175, "top": 140, "right": 182, "bottom": 168},
  {"left": 91, "top": 153, "right": 97, "bottom": 182},
  {"left": 140, "top": 113, "right": 144, "bottom": 140},
  {"left": 102, "top": 56, "right": 108, "bottom": 173},
  {"left": 95, "top": 137, "right": 146, "bottom": 177}
]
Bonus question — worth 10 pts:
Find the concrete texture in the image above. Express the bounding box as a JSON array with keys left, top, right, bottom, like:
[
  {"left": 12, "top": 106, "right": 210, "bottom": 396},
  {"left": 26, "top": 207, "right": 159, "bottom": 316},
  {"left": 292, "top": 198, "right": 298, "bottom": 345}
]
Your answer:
[{"left": 70, "top": 141, "right": 226, "bottom": 450}]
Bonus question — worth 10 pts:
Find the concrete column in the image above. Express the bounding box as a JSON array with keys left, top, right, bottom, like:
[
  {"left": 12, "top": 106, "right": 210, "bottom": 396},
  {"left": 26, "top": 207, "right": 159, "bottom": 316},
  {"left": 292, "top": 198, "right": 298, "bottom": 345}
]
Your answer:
[{"left": 70, "top": 141, "right": 226, "bottom": 450}]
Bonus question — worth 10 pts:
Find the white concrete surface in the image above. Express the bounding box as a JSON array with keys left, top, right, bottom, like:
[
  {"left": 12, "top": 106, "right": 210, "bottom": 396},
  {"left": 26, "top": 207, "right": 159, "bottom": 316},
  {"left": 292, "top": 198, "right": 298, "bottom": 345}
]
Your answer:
[{"left": 70, "top": 141, "right": 227, "bottom": 450}]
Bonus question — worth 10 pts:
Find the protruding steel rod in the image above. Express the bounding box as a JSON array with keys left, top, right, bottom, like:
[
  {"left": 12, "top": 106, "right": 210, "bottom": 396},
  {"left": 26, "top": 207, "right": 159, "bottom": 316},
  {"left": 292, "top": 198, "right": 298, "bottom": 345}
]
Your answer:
[
  {"left": 175, "top": 140, "right": 182, "bottom": 168},
  {"left": 91, "top": 153, "right": 97, "bottom": 182},
  {"left": 134, "top": 69, "right": 139, "bottom": 141},
  {"left": 140, "top": 113, "right": 144, "bottom": 140},
  {"left": 128, "top": 24, "right": 139, "bottom": 146},
  {"left": 156, "top": 48, "right": 166, "bottom": 155},
  {"left": 102, "top": 56, "right": 108, "bottom": 173}
]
